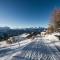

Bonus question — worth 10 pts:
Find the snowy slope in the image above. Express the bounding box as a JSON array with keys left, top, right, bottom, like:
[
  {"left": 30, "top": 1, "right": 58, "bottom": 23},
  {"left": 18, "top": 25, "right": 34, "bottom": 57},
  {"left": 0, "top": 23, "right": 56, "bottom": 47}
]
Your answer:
[
  {"left": 0, "top": 39, "right": 33, "bottom": 60},
  {"left": 20, "top": 33, "right": 30, "bottom": 37},
  {"left": 0, "top": 33, "right": 60, "bottom": 60},
  {"left": 44, "top": 33, "right": 60, "bottom": 41},
  {"left": 8, "top": 37, "right": 60, "bottom": 60}
]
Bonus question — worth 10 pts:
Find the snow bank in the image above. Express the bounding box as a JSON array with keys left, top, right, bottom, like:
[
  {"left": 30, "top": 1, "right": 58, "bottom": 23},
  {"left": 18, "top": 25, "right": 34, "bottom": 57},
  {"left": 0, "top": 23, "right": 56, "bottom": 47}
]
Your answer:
[
  {"left": 44, "top": 34, "right": 59, "bottom": 41},
  {"left": 0, "top": 41, "right": 9, "bottom": 48},
  {"left": 20, "top": 33, "right": 30, "bottom": 37},
  {"left": 52, "top": 32, "right": 60, "bottom": 36},
  {"left": 43, "top": 32, "right": 60, "bottom": 50},
  {"left": 0, "top": 39, "right": 33, "bottom": 60},
  {"left": 0, "top": 39, "right": 32, "bottom": 49}
]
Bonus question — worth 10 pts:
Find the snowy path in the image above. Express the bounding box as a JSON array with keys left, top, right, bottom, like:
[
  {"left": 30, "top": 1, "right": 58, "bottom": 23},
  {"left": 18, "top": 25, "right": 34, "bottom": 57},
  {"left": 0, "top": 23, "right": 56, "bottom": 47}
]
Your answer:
[
  {"left": 11, "top": 37, "right": 60, "bottom": 60},
  {"left": 0, "top": 37, "right": 60, "bottom": 60}
]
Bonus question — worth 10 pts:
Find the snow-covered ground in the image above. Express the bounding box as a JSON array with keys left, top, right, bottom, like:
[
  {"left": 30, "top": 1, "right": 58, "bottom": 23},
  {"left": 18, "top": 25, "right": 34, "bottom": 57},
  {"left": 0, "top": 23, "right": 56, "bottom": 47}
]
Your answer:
[
  {"left": 9, "top": 36, "right": 60, "bottom": 60},
  {"left": 44, "top": 32, "right": 60, "bottom": 47},
  {"left": 20, "top": 33, "right": 30, "bottom": 37},
  {"left": 0, "top": 41, "right": 8, "bottom": 48},
  {"left": 0, "top": 33, "right": 60, "bottom": 60},
  {"left": 0, "top": 33, "right": 30, "bottom": 48},
  {"left": 0, "top": 33, "right": 33, "bottom": 60},
  {"left": 44, "top": 34, "right": 59, "bottom": 41},
  {"left": 0, "top": 38, "right": 33, "bottom": 60}
]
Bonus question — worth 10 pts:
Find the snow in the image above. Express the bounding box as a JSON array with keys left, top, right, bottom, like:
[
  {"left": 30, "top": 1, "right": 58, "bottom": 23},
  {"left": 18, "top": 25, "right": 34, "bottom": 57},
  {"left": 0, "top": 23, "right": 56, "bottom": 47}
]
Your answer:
[
  {"left": 52, "top": 32, "right": 60, "bottom": 36},
  {"left": 8, "top": 37, "right": 60, "bottom": 60},
  {"left": 0, "top": 33, "right": 30, "bottom": 49},
  {"left": 0, "top": 41, "right": 9, "bottom": 48},
  {"left": 44, "top": 34, "right": 59, "bottom": 41},
  {"left": 0, "top": 39, "right": 32, "bottom": 49},
  {"left": 44, "top": 32, "right": 60, "bottom": 50},
  {"left": 0, "top": 32, "right": 60, "bottom": 60},
  {"left": 20, "top": 33, "right": 30, "bottom": 37},
  {"left": 0, "top": 38, "right": 33, "bottom": 60},
  {"left": 8, "top": 51, "right": 22, "bottom": 60},
  {"left": 10, "top": 39, "right": 32, "bottom": 49},
  {"left": 41, "top": 32, "right": 46, "bottom": 36},
  {"left": 36, "top": 34, "right": 41, "bottom": 37}
]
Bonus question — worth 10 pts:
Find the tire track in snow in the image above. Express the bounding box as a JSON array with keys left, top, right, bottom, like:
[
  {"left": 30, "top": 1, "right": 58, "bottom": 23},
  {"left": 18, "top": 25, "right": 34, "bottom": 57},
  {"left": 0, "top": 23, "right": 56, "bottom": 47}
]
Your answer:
[{"left": 11, "top": 37, "right": 60, "bottom": 60}]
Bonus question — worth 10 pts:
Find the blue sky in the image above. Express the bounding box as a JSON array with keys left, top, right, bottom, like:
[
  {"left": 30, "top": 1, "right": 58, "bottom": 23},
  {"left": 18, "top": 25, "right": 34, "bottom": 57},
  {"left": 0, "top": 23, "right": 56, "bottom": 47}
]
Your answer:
[{"left": 0, "top": 0, "right": 60, "bottom": 28}]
